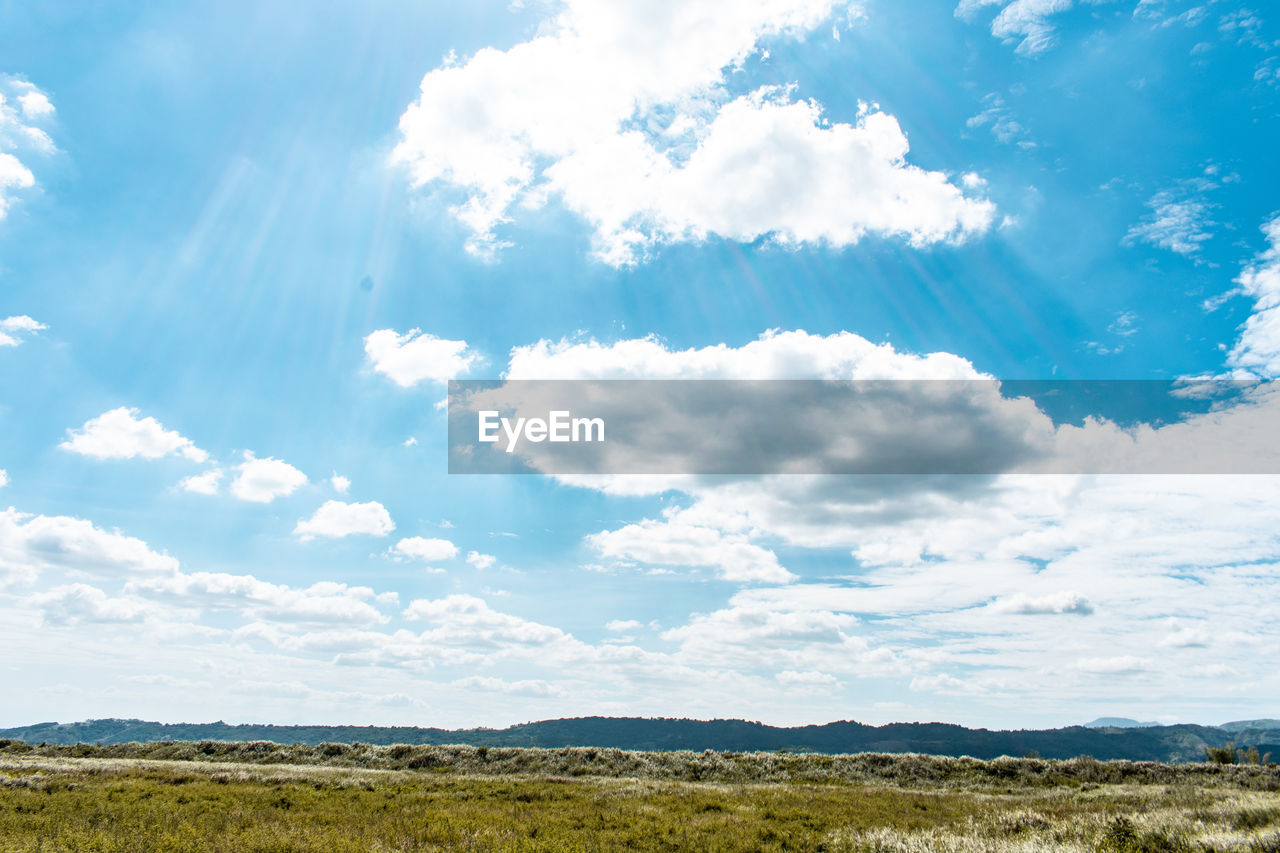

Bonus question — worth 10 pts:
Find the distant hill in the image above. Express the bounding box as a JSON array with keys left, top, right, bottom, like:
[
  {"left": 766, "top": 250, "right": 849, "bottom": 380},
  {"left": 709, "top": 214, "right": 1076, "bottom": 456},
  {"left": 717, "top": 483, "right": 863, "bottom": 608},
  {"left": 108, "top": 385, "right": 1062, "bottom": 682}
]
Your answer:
[
  {"left": 4, "top": 716, "right": 1279, "bottom": 763},
  {"left": 1084, "top": 718, "right": 1161, "bottom": 728},
  {"left": 1220, "top": 719, "right": 1280, "bottom": 733}
]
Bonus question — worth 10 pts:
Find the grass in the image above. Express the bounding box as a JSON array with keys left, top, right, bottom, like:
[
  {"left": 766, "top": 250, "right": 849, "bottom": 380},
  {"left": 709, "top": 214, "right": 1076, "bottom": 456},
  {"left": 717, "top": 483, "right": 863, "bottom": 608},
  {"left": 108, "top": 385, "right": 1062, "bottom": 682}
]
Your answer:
[{"left": 1, "top": 742, "right": 1279, "bottom": 851}]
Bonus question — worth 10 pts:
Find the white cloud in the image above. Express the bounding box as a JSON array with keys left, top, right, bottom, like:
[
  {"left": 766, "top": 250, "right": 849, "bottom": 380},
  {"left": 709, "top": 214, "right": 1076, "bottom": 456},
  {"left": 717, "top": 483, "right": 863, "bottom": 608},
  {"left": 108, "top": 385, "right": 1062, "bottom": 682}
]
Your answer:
[
  {"left": 606, "top": 619, "right": 642, "bottom": 632},
  {"left": 60, "top": 407, "right": 208, "bottom": 463},
  {"left": 28, "top": 583, "right": 158, "bottom": 627},
  {"left": 966, "top": 93, "right": 1033, "bottom": 147},
  {"left": 909, "top": 673, "right": 986, "bottom": 695},
  {"left": 1219, "top": 8, "right": 1267, "bottom": 46},
  {"left": 1226, "top": 213, "right": 1280, "bottom": 378},
  {"left": 1072, "top": 655, "right": 1154, "bottom": 675},
  {"left": 0, "top": 315, "right": 47, "bottom": 347},
  {"left": 401, "top": 594, "right": 573, "bottom": 650},
  {"left": 452, "top": 675, "right": 566, "bottom": 698},
  {"left": 662, "top": 594, "right": 863, "bottom": 666},
  {"left": 1108, "top": 311, "right": 1138, "bottom": 337},
  {"left": 776, "top": 669, "right": 839, "bottom": 687},
  {"left": 178, "top": 468, "right": 223, "bottom": 496},
  {"left": 1159, "top": 622, "right": 1211, "bottom": 648},
  {"left": 955, "top": 0, "right": 1110, "bottom": 55},
  {"left": 393, "top": 536, "right": 459, "bottom": 564},
  {"left": 587, "top": 513, "right": 794, "bottom": 583},
  {"left": 544, "top": 93, "right": 996, "bottom": 266},
  {"left": 990, "top": 591, "right": 1094, "bottom": 615},
  {"left": 128, "top": 571, "right": 394, "bottom": 626},
  {"left": 0, "top": 77, "right": 55, "bottom": 219},
  {"left": 466, "top": 551, "right": 497, "bottom": 570},
  {"left": 394, "top": 0, "right": 992, "bottom": 265},
  {"left": 229, "top": 452, "right": 307, "bottom": 503},
  {"left": 364, "top": 328, "right": 479, "bottom": 387},
  {"left": 16, "top": 89, "right": 53, "bottom": 120},
  {"left": 0, "top": 470, "right": 7, "bottom": 488},
  {"left": 330, "top": 473, "right": 351, "bottom": 494},
  {"left": 0, "top": 315, "right": 45, "bottom": 332},
  {"left": 496, "top": 329, "right": 1280, "bottom": 485},
  {"left": 1125, "top": 187, "right": 1216, "bottom": 257},
  {"left": 294, "top": 500, "right": 395, "bottom": 540},
  {"left": 507, "top": 329, "right": 983, "bottom": 380},
  {"left": 490, "top": 329, "right": 1280, "bottom": 714},
  {"left": 0, "top": 507, "right": 179, "bottom": 587}
]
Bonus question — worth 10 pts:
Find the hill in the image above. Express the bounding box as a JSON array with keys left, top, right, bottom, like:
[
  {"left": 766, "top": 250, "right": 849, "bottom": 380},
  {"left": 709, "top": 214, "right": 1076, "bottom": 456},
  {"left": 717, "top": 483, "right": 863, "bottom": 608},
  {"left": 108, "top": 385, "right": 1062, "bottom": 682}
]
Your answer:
[
  {"left": 4, "top": 716, "right": 1279, "bottom": 763},
  {"left": 1083, "top": 717, "right": 1160, "bottom": 728}
]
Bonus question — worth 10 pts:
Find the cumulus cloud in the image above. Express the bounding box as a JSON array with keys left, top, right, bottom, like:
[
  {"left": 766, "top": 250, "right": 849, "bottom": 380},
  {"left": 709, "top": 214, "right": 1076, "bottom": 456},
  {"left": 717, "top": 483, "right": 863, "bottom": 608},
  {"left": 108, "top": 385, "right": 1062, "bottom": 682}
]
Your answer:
[
  {"left": 489, "top": 329, "right": 1280, "bottom": 484},
  {"left": 506, "top": 329, "right": 983, "bottom": 380},
  {"left": 294, "top": 500, "right": 395, "bottom": 540},
  {"left": 394, "top": 594, "right": 581, "bottom": 662},
  {"left": 229, "top": 452, "right": 307, "bottom": 503},
  {"left": 0, "top": 315, "right": 47, "bottom": 347},
  {"left": 662, "top": 593, "right": 863, "bottom": 665},
  {"left": 485, "top": 329, "right": 1280, "bottom": 483},
  {"left": 393, "top": 536, "right": 459, "bottom": 564},
  {"left": 178, "top": 468, "right": 223, "bottom": 495},
  {"left": 456, "top": 375, "right": 1059, "bottom": 476},
  {"left": 0, "top": 77, "right": 55, "bottom": 220},
  {"left": 60, "top": 407, "right": 208, "bottom": 463},
  {"left": 1226, "top": 213, "right": 1280, "bottom": 378},
  {"left": 364, "top": 329, "right": 480, "bottom": 387},
  {"left": 394, "top": 0, "right": 993, "bottom": 265},
  {"left": 0, "top": 507, "right": 179, "bottom": 587},
  {"left": 0, "top": 470, "right": 7, "bottom": 488},
  {"left": 543, "top": 94, "right": 996, "bottom": 265},
  {"left": 330, "top": 473, "right": 351, "bottom": 494},
  {"left": 587, "top": 513, "right": 794, "bottom": 583},
  {"left": 466, "top": 551, "right": 497, "bottom": 570},
  {"left": 477, "top": 328, "right": 1280, "bottom": 711}
]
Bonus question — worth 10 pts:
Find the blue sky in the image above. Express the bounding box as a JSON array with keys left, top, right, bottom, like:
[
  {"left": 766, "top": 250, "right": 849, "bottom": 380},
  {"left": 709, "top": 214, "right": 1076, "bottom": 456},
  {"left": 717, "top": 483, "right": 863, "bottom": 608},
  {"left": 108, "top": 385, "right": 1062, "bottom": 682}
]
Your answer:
[{"left": 2, "top": 0, "right": 1279, "bottom": 729}]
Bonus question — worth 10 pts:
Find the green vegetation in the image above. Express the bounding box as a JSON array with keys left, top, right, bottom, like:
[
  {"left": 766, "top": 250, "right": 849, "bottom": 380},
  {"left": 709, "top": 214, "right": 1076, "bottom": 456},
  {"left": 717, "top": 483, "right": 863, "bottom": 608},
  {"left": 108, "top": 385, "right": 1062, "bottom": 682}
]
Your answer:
[
  {"left": 1206, "top": 743, "right": 1275, "bottom": 767},
  {"left": 7, "top": 716, "right": 1280, "bottom": 763},
  {"left": 2, "top": 741, "right": 1280, "bottom": 851}
]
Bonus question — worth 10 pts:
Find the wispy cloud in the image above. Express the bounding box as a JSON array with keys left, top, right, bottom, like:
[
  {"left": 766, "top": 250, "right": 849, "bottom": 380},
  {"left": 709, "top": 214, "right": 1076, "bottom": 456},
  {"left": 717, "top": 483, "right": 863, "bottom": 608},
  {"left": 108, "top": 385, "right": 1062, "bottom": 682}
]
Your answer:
[
  {"left": 0, "top": 76, "right": 55, "bottom": 220},
  {"left": 1124, "top": 170, "right": 1226, "bottom": 259}
]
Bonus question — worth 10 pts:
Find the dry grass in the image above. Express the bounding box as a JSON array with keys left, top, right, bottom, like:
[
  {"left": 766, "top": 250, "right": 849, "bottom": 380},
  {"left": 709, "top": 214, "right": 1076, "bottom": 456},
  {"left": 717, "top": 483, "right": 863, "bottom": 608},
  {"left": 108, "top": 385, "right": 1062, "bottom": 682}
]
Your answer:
[{"left": 1, "top": 745, "right": 1279, "bottom": 851}]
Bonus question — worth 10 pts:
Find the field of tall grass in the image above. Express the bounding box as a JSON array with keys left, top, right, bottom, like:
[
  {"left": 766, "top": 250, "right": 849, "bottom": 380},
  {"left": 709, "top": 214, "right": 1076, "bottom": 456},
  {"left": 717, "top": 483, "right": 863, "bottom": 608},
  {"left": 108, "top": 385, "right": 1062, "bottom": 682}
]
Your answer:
[{"left": 2, "top": 740, "right": 1279, "bottom": 851}]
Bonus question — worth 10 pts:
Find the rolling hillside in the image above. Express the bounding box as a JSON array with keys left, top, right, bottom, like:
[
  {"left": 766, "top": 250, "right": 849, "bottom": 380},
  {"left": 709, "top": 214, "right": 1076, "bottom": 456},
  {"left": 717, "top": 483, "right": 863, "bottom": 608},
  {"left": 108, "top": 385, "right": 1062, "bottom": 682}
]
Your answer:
[{"left": 4, "top": 716, "right": 1278, "bottom": 763}]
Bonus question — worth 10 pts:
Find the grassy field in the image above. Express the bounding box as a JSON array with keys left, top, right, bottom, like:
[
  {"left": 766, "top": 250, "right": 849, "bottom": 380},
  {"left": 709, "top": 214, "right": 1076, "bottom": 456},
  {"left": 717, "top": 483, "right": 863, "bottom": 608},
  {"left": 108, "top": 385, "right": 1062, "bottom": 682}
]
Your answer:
[{"left": 2, "top": 741, "right": 1280, "bottom": 851}]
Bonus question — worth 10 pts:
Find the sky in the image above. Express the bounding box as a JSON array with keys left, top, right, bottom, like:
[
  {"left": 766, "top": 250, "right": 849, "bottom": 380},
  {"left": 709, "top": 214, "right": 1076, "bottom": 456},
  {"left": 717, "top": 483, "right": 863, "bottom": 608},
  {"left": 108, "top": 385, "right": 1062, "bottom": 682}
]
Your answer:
[{"left": 1, "top": 0, "right": 1279, "bottom": 731}]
